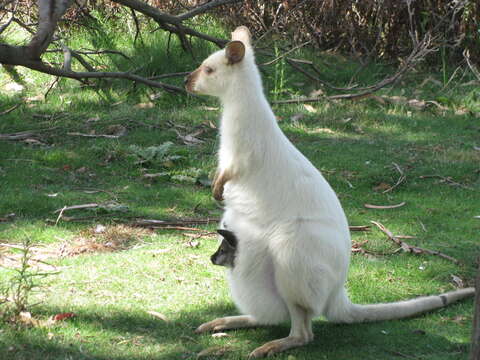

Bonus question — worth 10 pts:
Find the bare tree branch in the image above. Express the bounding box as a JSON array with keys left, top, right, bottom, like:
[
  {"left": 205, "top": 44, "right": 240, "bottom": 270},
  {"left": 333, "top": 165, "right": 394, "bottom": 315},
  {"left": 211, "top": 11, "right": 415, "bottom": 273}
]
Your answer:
[
  {"left": 111, "top": 0, "right": 228, "bottom": 48},
  {"left": 0, "top": 0, "right": 17, "bottom": 35},
  {"left": 26, "top": 0, "right": 74, "bottom": 59},
  {"left": 273, "top": 34, "right": 436, "bottom": 105},
  {"left": 178, "top": 0, "right": 242, "bottom": 21},
  {"left": 464, "top": 50, "right": 480, "bottom": 82},
  {"left": 0, "top": 0, "right": 236, "bottom": 94}
]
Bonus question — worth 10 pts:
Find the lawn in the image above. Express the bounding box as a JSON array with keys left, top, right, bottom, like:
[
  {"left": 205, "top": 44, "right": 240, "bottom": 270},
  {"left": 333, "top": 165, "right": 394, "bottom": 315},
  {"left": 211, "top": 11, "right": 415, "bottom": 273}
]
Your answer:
[{"left": 0, "top": 18, "right": 479, "bottom": 360}]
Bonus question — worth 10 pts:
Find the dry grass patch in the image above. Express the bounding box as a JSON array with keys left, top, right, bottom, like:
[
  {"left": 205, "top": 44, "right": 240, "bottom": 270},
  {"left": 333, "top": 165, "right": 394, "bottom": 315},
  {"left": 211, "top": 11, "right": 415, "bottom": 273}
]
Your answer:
[{"left": 59, "top": 224, "right": 153, "bottom": 256}]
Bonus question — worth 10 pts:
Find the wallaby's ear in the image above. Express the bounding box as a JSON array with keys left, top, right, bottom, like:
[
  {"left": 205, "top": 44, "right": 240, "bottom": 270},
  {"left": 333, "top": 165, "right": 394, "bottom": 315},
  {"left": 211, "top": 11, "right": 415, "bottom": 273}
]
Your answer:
[
  {"left": 217, "top": 229, "right": 237, "bottom": 247},
  {"left": 231, "top": 26, "right": 252, "bottom": 47},
  {"left": 225, "top": 41, "right": 245, "bottom": 65}
]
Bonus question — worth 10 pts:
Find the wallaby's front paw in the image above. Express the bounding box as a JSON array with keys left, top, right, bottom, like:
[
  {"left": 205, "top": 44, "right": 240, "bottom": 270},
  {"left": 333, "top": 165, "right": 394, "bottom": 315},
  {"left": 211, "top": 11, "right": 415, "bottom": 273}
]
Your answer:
[
  {"left": 212, "top": 182, "right": 224, "bottom": 201},
  {"left": 195, "top": 318, "right": 228, "bottom": 333}
]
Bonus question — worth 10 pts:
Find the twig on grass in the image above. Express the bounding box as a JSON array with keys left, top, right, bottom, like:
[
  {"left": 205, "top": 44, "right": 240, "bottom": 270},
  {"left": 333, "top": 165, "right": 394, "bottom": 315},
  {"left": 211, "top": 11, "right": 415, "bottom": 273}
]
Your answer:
[
  {"left": 370, "top": 221, "right": 460, "bottom": 265},
  {"left": 383, "top": 162, "right": 406, "bottom": 193},
  {"left": 419, "top": 175, "right": 473, "bottom": 190},
  {"left": 0, "top": 104, "right": 21, "bottom": 116},
  {"left": 0, "top": 131, "right": 38, "bottom": 140},
  {"left": 364, "top": 202, "right": 406, "bottom": 209},
  {"left": 53, "top": 203, "right": 99, "bottom": 214},
  {"left": 66, "top": 132, "right": 124, "bottom": 139},
  {"left": 54, "top": 206, "right": 67, "bottom": 226},
  {"left": 349, "top": 225, "right": 371, "bottom": 232}
]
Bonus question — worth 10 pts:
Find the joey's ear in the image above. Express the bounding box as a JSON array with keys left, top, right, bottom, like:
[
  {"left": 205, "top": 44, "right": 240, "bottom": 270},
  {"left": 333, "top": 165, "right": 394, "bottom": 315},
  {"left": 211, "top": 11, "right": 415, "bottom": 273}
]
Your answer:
[
  {"left": 231, "top": 26, "right": 252, "bottom": 47},
  {"left": 217, "top": 229, "right": 237, "bottom": 247},
  {"left": 225, "top": 41, "right": 245, "bottom": 65}
]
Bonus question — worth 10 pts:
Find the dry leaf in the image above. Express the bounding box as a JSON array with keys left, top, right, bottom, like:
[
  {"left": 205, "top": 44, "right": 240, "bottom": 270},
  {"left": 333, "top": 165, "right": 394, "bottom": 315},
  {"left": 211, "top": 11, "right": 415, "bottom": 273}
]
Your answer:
[
  {"left": 426, "top": 100, "right": 449, "bottom": 111},
  {"left": 86, "top": 116, "right": 100, "bottom": 123},
  {"left": 373, "top": 182, "right": 392, "bottom": 192},
  {"left": 407, "top": 99, "right": 426, "bottom": 110},
  {"left": 383, "top": 95, "right": 407, "bottom": 105},
  {"left": 455, "top": 107, "right": 469, "bottom": 115},
  {"left": 303, "top": 104, "right": 317, "bottom": 113},
  {"left": 370, "top": 95, "right": 387, "bottom": 105},
  {"left": 211, "top": 332, "right": 230, "bottom": 338},
  {"left": 451, "top": 274, "right": 464, "bottom": 288},
  {"left": 364, "top": 202, "right": 406, "bottom": 209},
  {"left": 53, "top": 312, "right": 76, "bottom": 321},
  {"left": 18, "top": 311, "right": 37, "bottom": 326},
  {"left": 452, "top": 315, "right": 466, "bottom": 324},
  {"left": 106, "top": 125, "right": 127, "bottom": 137},
  {"left": 197, "top": 346, "right": 231, "bottom": 358},
  {"left": 25, "top": 94, "right": 45, "bottom": 103},
  {"left": 174, "top": 129, "right": 205, "bottom": 146},
  {"left": 143, "top": 172, "right": 168, "bottom": 179},
  {"left": 23, "top": 138, "right": 45, "bottom": 146},
  {"left": 309, "top": 89, "right": 324, "bottom": 98},
  {"left": 147, "top": 311, "right": 169, "bottom": 322},
  {"left": 291, "top": 114, "right": 304, "bottom": 124},
  {"left": 135, "top": 102, "right": 155, "bottom": 109},
  {"left": 186, "top": 240, "right": 200, "bottom": 248}
]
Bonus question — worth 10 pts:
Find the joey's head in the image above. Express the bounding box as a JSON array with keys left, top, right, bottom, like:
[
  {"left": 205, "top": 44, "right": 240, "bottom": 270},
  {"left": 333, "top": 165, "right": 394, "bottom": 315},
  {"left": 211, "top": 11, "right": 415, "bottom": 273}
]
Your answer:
[
  {"left": 211, "top": 229, "right": 238, "bottom": 268},
  {"left": 185, "top": 26, "right": 254, "bottom": 97}
]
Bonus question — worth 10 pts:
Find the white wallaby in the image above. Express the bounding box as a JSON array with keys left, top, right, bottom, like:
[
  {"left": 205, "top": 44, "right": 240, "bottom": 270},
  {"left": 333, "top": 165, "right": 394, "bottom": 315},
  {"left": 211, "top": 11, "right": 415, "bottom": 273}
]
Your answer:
[{"left": 185, "top": 26, "right": 475, "bottom": 358}]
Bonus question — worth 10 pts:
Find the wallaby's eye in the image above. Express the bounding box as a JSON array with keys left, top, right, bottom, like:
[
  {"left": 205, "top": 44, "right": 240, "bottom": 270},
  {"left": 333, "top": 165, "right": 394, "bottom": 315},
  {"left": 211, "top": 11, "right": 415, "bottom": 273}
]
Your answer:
[{"left": 205, "top": 66, "right": 214, "bottom": 74}]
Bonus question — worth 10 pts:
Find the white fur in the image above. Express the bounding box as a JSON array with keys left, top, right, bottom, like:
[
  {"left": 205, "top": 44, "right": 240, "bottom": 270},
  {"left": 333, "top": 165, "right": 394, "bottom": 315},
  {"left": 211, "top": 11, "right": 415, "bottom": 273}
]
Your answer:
[{"left": 191, "top": 27, "right": 474, "bottom": 357}]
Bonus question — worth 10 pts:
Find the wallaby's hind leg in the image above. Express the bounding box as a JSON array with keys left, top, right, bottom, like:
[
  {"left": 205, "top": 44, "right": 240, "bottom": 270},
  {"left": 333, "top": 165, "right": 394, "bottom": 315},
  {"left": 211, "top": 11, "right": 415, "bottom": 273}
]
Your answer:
[
  {"left": 248, "top": 304, "right": 313, "bottom": 358},
  {"left": 195, "top": 315, "right": 257, "bottom": 333}
]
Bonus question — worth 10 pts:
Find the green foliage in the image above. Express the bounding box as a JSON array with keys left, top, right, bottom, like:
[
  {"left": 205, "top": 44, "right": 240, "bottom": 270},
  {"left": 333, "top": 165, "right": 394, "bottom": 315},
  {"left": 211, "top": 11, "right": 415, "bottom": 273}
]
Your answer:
[{"left": 0, "top": 237, "right": 56, "bottom": 318}]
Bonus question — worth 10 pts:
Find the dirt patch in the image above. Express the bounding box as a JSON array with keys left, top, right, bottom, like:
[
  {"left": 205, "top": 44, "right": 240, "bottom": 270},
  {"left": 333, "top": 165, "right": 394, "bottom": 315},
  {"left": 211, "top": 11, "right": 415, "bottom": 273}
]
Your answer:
[
  {"left": 58, "top": 224, "right": 153, "bottom": 256},
  {"left": 0, "top": 225, "right": 154, "bottom": 270}
]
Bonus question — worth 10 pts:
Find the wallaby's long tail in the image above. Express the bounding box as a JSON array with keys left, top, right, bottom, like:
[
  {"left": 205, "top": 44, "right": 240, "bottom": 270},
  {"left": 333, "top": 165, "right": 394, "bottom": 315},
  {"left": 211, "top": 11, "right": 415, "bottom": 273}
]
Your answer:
[{"left": 327, "top": 287, "right": 475, "bottom": 323}]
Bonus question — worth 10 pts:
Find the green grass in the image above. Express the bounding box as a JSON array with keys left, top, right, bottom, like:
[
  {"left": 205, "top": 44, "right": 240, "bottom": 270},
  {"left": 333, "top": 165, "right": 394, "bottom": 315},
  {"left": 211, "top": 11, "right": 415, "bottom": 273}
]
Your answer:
[{"left": 1, "top": 15, "right": 479, "bottom": 360}]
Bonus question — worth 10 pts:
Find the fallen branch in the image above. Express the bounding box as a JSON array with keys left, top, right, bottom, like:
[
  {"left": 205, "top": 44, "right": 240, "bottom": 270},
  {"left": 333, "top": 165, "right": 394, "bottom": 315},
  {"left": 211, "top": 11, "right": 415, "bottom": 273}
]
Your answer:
[
  {"left": 133, "top": 218, "right": 220, "bottom": 228},
  {"left": 349, "top": 225, "right": 371, "bottom": 232},
  {"left": 53, "top": 203, "right": 99, "bottom": 213},
  {"left": 370, "top": 221, "right": 460, "bottom": 264},
  {"left": 419, "top": 175, "right": 473, "bottom": 190},
  {"left": 0, "top": 131, "right": 37, "bottom": 140},
  {"left": 66, "top": 132, "right": 123, "bottom": 139}
]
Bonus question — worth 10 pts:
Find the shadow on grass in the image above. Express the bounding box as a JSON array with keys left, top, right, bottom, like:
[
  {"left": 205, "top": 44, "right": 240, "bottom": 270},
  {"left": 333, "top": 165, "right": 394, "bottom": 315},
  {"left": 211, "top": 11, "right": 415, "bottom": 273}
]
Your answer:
[{"left": 2, "top": 302, "right": 471, "bottom": 360}]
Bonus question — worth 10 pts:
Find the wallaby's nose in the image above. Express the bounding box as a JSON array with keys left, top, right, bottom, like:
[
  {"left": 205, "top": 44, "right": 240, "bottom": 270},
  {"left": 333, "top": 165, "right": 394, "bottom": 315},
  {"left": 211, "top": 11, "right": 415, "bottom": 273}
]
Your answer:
[{"left": 184, "top": 74, "right": 190, "bottom": 85}]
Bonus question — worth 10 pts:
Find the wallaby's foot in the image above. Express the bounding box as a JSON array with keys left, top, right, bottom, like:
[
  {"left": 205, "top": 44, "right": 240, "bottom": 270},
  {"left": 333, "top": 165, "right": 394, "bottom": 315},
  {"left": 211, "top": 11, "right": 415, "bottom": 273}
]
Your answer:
[
  {"left": 248, "top": 336, "right": 310, "bottom": 358},
  {"left": 195, "top": 315, "right": 257, "bottom": 333}
]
